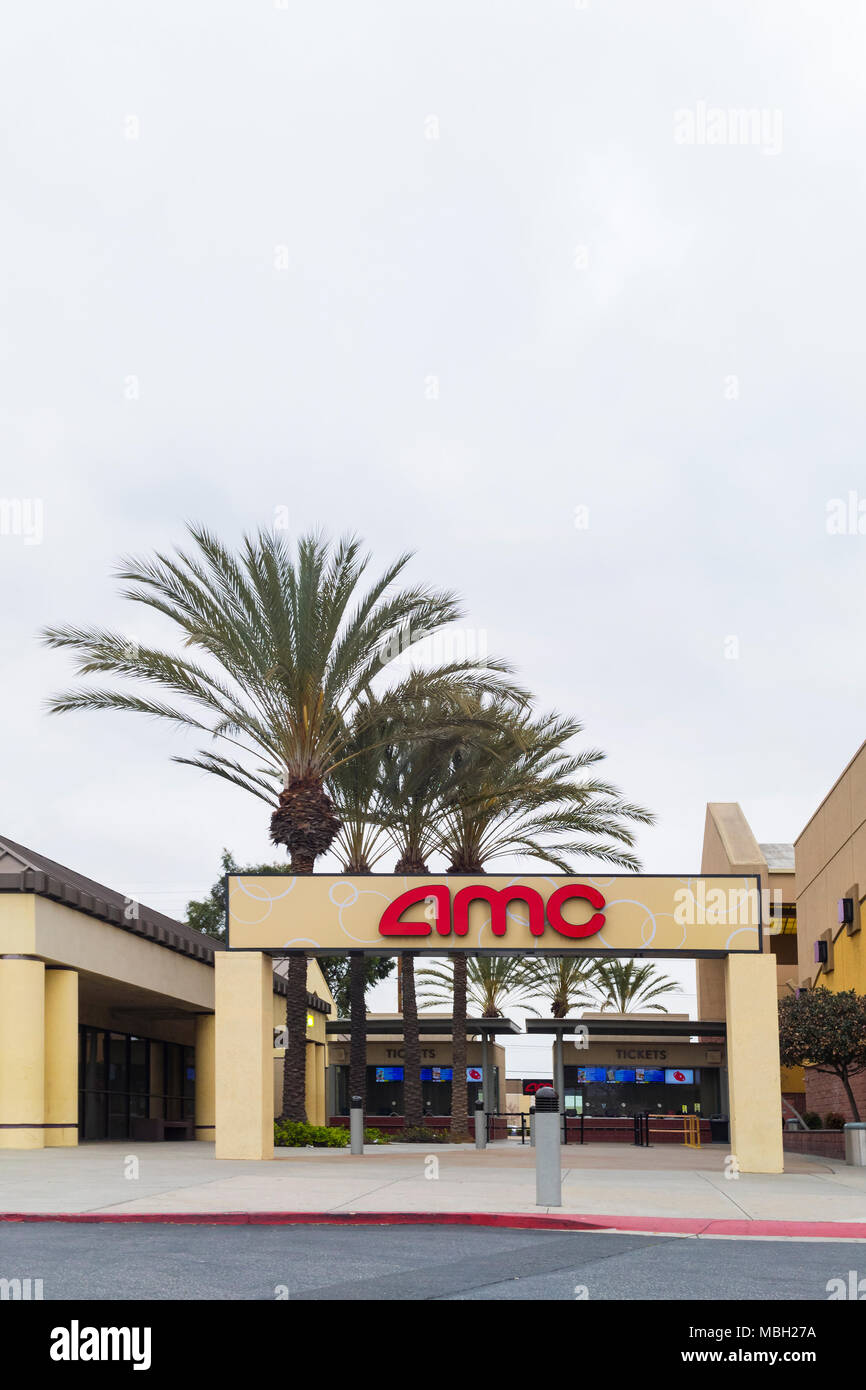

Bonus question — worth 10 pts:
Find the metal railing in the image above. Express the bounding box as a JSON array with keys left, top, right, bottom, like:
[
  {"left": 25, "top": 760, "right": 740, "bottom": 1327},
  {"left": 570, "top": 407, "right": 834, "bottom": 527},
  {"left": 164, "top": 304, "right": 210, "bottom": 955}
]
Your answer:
[
  {"left": 683, "top": 1113, "right": 701, "bottom": 1147},
  {"left": 560, "top": 1113, "right": 652, "bottom": 1146},
  {"left": 482, "top": 1111, "right": 531, "bottom": 1143}
]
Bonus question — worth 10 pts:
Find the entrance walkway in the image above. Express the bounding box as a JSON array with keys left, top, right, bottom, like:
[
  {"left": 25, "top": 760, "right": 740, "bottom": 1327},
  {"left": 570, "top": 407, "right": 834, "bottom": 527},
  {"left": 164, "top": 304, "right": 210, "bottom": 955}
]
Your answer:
[{"left": 2, "top": 1142, "right": 866, "bottom": 1236}]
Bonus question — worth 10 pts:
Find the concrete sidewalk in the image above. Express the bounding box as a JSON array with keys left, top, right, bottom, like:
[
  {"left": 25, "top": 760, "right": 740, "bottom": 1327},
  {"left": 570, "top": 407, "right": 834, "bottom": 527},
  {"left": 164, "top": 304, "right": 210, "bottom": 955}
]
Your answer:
[{"left": 2, "top": 1142, "right": 866, "bottom": 1235}]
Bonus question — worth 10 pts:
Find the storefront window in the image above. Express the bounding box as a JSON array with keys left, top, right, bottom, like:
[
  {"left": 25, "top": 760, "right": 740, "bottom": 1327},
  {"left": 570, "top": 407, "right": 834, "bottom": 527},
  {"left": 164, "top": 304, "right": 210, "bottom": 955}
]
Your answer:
[
  {"left": 332, "top": 1065, "right": 497, "bottom": 1117},
  {"left": 77, "top": 1028, "right": 195, "bottom": 1140},
  {"left": 563, "top": 1065, "right": 717, "bottom": 1117}
]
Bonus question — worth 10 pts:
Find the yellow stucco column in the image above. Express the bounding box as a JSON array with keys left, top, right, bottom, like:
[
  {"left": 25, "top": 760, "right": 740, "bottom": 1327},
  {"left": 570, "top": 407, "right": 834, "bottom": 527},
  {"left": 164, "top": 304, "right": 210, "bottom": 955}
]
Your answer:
[
  {"left": 314, "top": 1044, "right": 326, "bottom": 1125},
  {"left": 0, "top": 957, "right": 45, "bottom": 1150},
  {"left": 215, "top": 952, "right": 273, "bottom": 1160},
  {"left": 194, "top": 1014, "right": 215, "bottom": 1141},
  {"left": 304, "top": 1041, "right": 318, "bottom": 1125},
  {"left": 44, "top": 967, "right": 78, "bottom": 1147},
  {"left": 725, "top": 953, "right": 784, "bottom": 1173},
  {"left": 304, "top": 1041, "right": 325, "bottom": 1126}
]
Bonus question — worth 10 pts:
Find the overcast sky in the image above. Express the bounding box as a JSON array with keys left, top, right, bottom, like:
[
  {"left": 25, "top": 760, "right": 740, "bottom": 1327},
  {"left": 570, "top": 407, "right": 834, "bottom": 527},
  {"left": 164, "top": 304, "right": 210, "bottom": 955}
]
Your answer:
[{"left": 3, "top": 1, "right": 865, "bottom": 1071}]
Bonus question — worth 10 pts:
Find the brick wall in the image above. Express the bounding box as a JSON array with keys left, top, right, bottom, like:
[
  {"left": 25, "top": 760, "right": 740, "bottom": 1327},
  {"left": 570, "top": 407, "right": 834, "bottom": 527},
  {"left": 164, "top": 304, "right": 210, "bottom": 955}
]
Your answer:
[
  {"left": 803, "top": 1068, "right": 866, "bottom": 1122},
  {"left": 782, "top": 1130, "right": 846, "bottom": 1160},
  {"left": 564, "top": 1116, "right": 712, "bottom": 1144},
  {"left": 782, "top": 1092, "right": 806, "bottom": 1117}
]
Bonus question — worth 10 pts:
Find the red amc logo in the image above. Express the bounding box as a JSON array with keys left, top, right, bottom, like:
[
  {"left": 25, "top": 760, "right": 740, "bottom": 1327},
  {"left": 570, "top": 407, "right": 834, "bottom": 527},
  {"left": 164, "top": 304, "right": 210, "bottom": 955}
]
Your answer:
[{"left": 378, "top": 883, "right": 606, "bottom": 941}]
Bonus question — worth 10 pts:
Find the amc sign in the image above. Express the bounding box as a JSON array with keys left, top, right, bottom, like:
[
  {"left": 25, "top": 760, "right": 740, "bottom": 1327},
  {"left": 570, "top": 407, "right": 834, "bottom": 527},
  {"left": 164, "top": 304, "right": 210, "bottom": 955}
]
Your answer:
[
  {"left": 378, "top": 882, "right": 605, "bottom": 941},
  {"left": 226, "top": 873, "right": 762, "bottom": 957}
]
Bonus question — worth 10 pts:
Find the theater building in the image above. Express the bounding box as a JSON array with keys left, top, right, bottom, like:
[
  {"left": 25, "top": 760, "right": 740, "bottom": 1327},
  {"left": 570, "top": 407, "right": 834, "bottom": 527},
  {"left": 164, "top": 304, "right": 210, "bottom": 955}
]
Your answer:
[
  {"left": 326, "top": 1015, "right": 508, "bottom": 1132},
  {"left": 696, "top": 803, "right": 803, "bottom": 1116},
  {"left": 0, "top": 836, "right": 333, "bottom": 1147},
  {"left": 792, "top": 740, "right": 866, "bottom": 1120},
  {"left": 696, "top": 755, "right": 866, "bottom": 1126},
  {"left": 561, "top": 1015, "right": 724, "bottom": 1118}
]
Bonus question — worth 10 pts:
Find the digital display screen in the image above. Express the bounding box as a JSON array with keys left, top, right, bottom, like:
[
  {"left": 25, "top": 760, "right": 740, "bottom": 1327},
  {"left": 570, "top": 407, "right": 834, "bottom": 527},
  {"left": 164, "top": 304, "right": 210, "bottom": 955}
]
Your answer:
[
  {"left": 636, "top": 1068, "right": 665, "bottom": 1084},
  {"left": 374, "top": 1066, "right": 404, "bottom": 1083},
  {"left": 665, "top": 1068, "right": 694, "bottom": 1085},
  {"left": 466, "top": 1067, "right": 483, "bottom": 1082},
  {"left": 614, "top": 1069, "right": 636, "bottom": 1084},
  {"left": 578, "top": 1067, "right": 608, "bottom": 1083},
  {"left": 420, "top": 1067, "right": 453, "bottom": 1082}
]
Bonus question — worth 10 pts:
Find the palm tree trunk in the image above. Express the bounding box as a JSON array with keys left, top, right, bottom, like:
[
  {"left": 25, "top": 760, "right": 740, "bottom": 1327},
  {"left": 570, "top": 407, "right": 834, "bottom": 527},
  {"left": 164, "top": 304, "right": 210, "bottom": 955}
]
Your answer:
[
  {"left": 349, "top": 952, "right": 367, "bottom": 1113},
  {"left": 277, "top": 802, "right": 343, "bottom": 1123},
  {"left": 401, "top": 954, "right": 424, "bottom": 1128},
  {"left": 281, "top": 952, "right": 309, "bottom": 1122},
  {"left": 450, "top": 954, "right": 470, "bottom": 1141},
  {"left": 447, "top": 856, "right": 480, "bottom": 1142}
]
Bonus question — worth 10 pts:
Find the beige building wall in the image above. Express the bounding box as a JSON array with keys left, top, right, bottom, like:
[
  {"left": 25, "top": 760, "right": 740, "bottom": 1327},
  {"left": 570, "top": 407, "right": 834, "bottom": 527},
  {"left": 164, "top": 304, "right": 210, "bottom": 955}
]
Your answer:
[
  {"left": 795, "top": 739, "right": 866, "bottom": 996},
  {"left": 698, "top": 803, "right": 797, "bottom": 1019},
  {"left": 0, "top": 886, "right": 334, "bottom": 1147}
]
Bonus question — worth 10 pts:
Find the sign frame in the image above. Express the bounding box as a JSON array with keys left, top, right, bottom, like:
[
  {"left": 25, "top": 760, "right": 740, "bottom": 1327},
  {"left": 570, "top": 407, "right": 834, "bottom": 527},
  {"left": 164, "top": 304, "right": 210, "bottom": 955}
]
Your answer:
[{"left": 225, "top": 872, "right": 764, "bottom": 958}]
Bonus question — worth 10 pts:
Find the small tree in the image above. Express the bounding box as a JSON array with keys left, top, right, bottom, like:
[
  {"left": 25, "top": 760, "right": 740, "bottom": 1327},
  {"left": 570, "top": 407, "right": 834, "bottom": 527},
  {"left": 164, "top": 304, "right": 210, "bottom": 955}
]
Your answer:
[{"left": 779, "top": 987, "right": 866, "bottom": 1122}]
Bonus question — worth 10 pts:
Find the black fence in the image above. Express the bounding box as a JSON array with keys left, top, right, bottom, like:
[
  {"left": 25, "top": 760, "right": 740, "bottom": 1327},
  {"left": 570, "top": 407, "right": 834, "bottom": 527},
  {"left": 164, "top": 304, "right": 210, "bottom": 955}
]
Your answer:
[{"left": 559, "top": 1112, "right": 652, "bottom": 1146}]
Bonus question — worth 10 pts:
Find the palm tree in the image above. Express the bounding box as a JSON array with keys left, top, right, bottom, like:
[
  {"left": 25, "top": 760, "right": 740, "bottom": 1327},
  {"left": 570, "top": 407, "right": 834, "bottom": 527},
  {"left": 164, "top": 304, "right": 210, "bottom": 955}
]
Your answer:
[
  {"left": 41, "top": 526, "right": 520, "bottom": 1122},
  {"left": 451, "top": 954, "right": 470, "bottom": 1140},
  {"left": 417, "top": 957, "right": 526, "bottom": 1017},
  {"left": 327, "top": 702, "right": 393, "bottom": 875},
  {"left": 434, "top": 700, "right": 654, "bottom": 1127},
  {"left": 417, "top": 954, "right": 527, "bottom": 1141},
  {"left": 376, "top": 722, "right": 468, "bottom": 1131},
  {"left": 591, "top": 959, "right": 680, "bottom": 1013},
  {"left": 516, "top": 957, "right": 601, "bottom": 1018},
  {"left": 328, "top": 717, "right": 393, "bottom": 1116},
  {"left": 432, "top": 701, "right": 654, "bottom": 873},
  {"left": 400, "top": 952, "right": 424, "bottom": 1129}
]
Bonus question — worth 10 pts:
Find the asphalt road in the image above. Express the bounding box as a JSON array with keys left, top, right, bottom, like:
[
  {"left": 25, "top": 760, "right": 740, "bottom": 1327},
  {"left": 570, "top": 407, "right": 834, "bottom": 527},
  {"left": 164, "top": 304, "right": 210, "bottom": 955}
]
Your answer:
[{"left": 0, "top": 1224, "right": 861, "bottom": 1300}]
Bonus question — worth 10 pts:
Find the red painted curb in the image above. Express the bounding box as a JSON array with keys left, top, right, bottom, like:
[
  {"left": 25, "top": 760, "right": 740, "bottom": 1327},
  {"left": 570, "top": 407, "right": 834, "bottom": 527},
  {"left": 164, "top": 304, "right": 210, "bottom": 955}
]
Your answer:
[{"left": 2, "top": 1210, "right": 866, "bottom": 1239}]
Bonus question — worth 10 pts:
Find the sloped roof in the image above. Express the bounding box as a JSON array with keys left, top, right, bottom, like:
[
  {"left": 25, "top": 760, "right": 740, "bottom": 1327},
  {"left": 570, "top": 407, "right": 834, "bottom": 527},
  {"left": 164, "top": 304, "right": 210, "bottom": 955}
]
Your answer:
[
  {"left": 0, "top": 835, "right": 329, "bottom": 1012},
  {"left": 758, "top": 842, "right": 795, "bottom": 871}
]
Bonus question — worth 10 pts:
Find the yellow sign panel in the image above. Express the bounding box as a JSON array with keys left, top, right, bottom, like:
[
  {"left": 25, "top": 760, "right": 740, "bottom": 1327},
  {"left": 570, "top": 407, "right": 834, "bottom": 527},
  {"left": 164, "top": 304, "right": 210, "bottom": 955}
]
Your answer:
[{"left": 227, "top": 874, "right": 762, "bottom": 956}]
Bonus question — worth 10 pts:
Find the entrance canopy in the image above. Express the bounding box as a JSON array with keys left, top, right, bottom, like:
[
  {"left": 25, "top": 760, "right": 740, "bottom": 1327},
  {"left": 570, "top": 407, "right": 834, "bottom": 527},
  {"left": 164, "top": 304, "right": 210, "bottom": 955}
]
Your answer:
[
  {"left": 227, "top": 873, "right": 762, "bottom": 957},
  {"left": 326, "top": 1017, "right": 521, "bottom": 1036},
  {"left": 523, "top": 1018, "right": 727, "bottom": 1038}
]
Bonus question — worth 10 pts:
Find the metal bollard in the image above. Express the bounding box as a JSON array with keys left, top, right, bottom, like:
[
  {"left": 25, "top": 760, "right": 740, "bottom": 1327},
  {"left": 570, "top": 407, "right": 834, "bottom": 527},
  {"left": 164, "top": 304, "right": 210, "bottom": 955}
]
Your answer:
[
  {"left": 475, "top": 1098, "right": 487, "bottom": 1150},
  {"left": 845, "top": 1122, "right": 866, "bottom": 1166},
  {"left": 350, "top": 1095, "right": 364, "bottom": 1155},
  {"left": 534, "top": 1086, "right": 561, "bottom": 1207},
  {"left": 529, "top": 1105, "right": 536, "bottom": 1148}
]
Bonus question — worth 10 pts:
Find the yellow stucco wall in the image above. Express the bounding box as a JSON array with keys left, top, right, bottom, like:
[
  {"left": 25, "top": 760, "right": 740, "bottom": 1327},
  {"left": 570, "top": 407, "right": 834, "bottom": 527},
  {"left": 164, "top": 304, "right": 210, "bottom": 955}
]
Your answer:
[
  {"left": 821, "top": 922, "right": 865, "bottom": 994},
  {"left": 194, "top": 1015, "right": 215, "bottom": 1140},
  {"left": 795, "top": 739, "right": 866, "bottom": 993},
  {"left": 0, "top": 958, "right": 45, "bottom": 1149},
  {"left": 0, "top": 891, "right": 333, "bottom": 1148},
  {"left": 44, "top": 969, "right": 78, "bottom": 1146},
  {"left": 215, "top": 952, "right": 273, "bottom": 1160},
  {"left": 34, "top": 897, "right": 214, "bottom": 1010},
  {"left": 0, "top": 894, "right": 36, "bottom": 955},
  {"left": 726, "top": 953, "right": 784, "bottom": 1172}
]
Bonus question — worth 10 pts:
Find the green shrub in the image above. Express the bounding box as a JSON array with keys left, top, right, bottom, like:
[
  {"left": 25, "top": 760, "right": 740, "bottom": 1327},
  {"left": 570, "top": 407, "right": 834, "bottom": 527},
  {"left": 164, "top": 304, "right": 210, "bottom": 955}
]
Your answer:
[
  {"left": 824, "top": 1112, "right": 846, "bottom": 1131},
  {"left": 363, "top": 1127, "right": 391, "bottom": 1144},
  {"left": 396, "top": 1125, "right": 448, "bottom": 1144},
  {"left": 802, "top": 1111, "right": 822, "bottom": 1130},
  {"left": 274, "top": 1119, "right": 349, "bottom": 1148}
]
